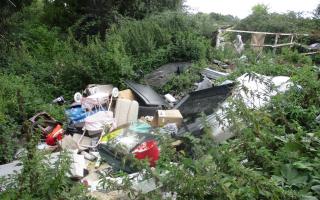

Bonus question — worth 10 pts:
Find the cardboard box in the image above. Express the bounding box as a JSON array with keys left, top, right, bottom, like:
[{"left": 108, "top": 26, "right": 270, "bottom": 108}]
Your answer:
[
  {"left": 153, "top": 110, "right": 183, "bottom": 127},
  {"left": 118, "top": 89, "right": 136, "bottom": 101}
]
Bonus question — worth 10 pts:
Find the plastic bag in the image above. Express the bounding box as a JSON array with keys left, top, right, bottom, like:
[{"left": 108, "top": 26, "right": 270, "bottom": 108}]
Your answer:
[
  {"left": 65, "top": 107, "right": 87, "bottom": 123},
  {"left": 84, "top": 111, "right": 115, "bottom": 132}
]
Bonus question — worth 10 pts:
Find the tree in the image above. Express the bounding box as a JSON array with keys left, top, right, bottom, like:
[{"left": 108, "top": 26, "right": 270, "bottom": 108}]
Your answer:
[
  {"left": 314, "top": 4, "right": 320, "bottom": 19},
  {"left": 42, "top": 0, "right": 184, "bottom": 41},
  {"left": 0, "top": 0, "right": 33, "bottom": 35},
  {"left": 251, "top": 4, "right": 269, "bottom": 15}
]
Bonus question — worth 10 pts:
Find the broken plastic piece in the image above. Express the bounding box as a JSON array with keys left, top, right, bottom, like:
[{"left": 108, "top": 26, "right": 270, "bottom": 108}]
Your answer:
[
  {"left": 162, "top": 123, "right": 178, "bottom": 136},
  {"left": 46, "top": 124, "right": 64, "bottom": 146},
  {"left": 164, "top": 94, "right": 177, "bottom": 103},
  {"left": 52, "top": 96, "right": 65, "bottom": 105},
  {"left": 174, "top": 83, "right": 234, "bottom": 117},
  {"left": 81, "top": 151, "right": 97, "bottom": 161},
  {"left": 125, "top": 81, "right": 168, "bottom": 107},
  {"left": 95, "top": 155, "right": 102, "bottom": 168},
  {"left": 201, "top": 68, "right": 229, "bottom": 79},
  {"left": 196, "top": 76, "right": 212, "bottom": 91},
  {"left": 70, "top": 153, "right": 86, "bottom": 179}
]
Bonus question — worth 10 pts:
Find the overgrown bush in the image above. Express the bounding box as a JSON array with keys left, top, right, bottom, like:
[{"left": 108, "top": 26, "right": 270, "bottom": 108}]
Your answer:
[
  {"left": 161, "top": 64, "right": 202, "bottom": 94},
  {"left": 109, "top": 12, "right": 216, "bottom": 73},
  {"left": 3, "top": 8, "right": 216, "bottom": 97},
  {"left": 0, "top": 73, "right": 66, "bottom": 164}
]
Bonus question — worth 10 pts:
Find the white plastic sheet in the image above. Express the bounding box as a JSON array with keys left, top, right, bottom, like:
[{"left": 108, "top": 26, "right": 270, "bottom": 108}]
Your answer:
[
  {"left": 234, "top": 34, "right": 244, "bottom": 54},
  {"left": 234, "top": 73, "right": 292, "bottom": 109},
  {"left": 84, "top": 111, "right": 114, "bottom": 132},
  {"left": 209, "top": 73, "right": 293, "bottom": 142}
]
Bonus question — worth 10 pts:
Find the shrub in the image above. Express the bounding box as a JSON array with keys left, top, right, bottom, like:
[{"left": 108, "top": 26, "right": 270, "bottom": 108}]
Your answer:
[
  {"left": 0, "top": 130, "right": 92, "bottom": 199},
  {"left": 110, "top": 63, "right": 320, "bottom": 200}
]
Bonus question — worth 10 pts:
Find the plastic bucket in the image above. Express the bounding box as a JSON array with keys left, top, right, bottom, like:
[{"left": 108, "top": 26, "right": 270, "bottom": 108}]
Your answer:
[{"left": 132, "top": 140, "right": 159, "bottom": 167}]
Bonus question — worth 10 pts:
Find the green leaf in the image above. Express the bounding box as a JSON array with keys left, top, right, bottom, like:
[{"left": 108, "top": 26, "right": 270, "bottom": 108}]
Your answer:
[
  {"left": 311, "top": 185, "right": 320, "bottom": 195},
  {"left": 290, "top": 175, "right": 309, "bottom": 186},
  {"left": 281, "top": 164, "right": 309, "bottom": 186},
  {"left": 284, "top": 141, "right": 303, "bottom": 152},
  {"left": 271, "top": 175, "right": 285, "bottom": 185},
  {"left": 301, "top": 195, "right": 318, "bottom": 200},
  {"left": 293, "top": 161, "right": 314, "bottom": 171}
]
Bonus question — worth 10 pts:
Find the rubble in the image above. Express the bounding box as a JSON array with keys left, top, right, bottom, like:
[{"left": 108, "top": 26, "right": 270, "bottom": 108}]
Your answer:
[{"left": 0, "top": 160, "right": 22, "bottom": 178}]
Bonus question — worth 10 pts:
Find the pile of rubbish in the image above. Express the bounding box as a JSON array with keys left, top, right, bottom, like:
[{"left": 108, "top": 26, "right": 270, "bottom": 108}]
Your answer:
[{"left": 0, "top": 67, "right": 296, "bottom": 196}]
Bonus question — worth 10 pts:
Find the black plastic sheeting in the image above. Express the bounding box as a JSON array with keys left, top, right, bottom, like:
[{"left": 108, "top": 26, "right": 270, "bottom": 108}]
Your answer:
[
  {"left": 144, "top": 62, "right": 192, "bottom": 87},
  {"left": 125, "top": 81, "right": 168, "bottom": 107},
  {"left": 174, "top": 83, "right": 235, "bottom": 118}
]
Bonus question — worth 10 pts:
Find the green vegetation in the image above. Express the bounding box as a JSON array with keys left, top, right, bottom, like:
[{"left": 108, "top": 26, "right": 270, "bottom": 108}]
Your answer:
[
  {"left": 0, "top": 126, "right": 91, "bottom": 199},
  {"left": 0, "top": 0, "right": 320, "bottom": 199},
  {"left": 102, "top": 47, "right": 320, "bottom": 200},
  {"left": 236, "top": 4, "right": 319, "bottom": 44}
]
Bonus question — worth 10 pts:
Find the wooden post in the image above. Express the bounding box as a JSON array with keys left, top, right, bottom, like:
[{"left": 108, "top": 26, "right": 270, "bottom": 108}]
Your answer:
[
  {"left": 225, "top": 29, "right": 309, "bottom": 37},
  {"left": 216, "top": 29, "right": 224, "bottom": 49},
  {"left": 273, "top": 34, "right": 279, "bottom": 54},
  {"left": 290, "top": 34, "right": 294, "bottom": 47}
]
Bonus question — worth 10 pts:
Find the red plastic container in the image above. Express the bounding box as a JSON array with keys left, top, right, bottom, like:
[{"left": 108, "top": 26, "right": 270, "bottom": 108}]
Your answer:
[
  {"left": 46, "top": 124, "right": 63, "bottom": 146},
  {"left": 132, "top": 140, "right": 159, "bottom": 167}
]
